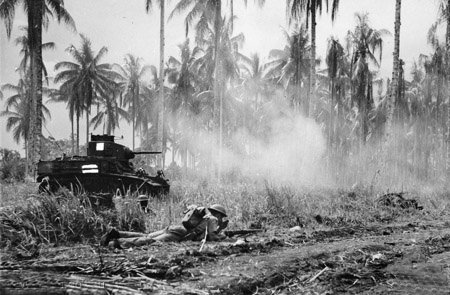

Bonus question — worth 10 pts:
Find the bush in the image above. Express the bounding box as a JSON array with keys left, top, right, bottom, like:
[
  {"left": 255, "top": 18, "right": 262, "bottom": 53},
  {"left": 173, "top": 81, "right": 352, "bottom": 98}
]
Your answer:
[
  {"left": 0, "top": 149, "right": 25, "bottom": 182},
  {"left": 0, "top": 192, "right": 110, "bottom": 250},
  {"left": 114, "top": 193, "right": 147, "bottom": 232}
]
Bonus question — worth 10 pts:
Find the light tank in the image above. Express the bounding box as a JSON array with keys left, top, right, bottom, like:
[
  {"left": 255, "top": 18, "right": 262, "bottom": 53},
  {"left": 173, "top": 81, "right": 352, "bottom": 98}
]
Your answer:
[{"left": 37, "top": 134, "right": 170, "bottom": 201}]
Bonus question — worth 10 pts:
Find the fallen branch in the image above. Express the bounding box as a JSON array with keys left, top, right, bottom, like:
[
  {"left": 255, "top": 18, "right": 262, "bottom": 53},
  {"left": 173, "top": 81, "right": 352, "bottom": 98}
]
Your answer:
[
  {"left": 199, "top": 226, "right": 208, "bottom": 252},
  {"left": 308, "top": 266, "right": 329, "bottom": 283}
]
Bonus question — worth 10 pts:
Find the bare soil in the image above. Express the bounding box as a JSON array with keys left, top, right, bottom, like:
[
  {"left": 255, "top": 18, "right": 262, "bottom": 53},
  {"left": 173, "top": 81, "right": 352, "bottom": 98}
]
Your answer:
[{"left": 1, "top": 220, "right": 449, "bottom": 294}]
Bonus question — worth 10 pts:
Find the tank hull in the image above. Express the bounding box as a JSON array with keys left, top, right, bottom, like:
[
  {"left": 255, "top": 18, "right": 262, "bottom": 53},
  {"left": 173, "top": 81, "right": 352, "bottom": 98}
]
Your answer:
[
  {"left": 36, "top": 134, "right": 170, "bottom": 204},
  {"left": 39, "top": 173, "right": 169, "bottom": 196}
]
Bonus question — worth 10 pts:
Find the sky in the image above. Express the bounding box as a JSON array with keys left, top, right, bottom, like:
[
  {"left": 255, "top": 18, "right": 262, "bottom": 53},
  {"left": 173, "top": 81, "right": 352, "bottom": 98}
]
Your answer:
[{"left": 0, "top": 0, "right": 444, "bottom": 155}]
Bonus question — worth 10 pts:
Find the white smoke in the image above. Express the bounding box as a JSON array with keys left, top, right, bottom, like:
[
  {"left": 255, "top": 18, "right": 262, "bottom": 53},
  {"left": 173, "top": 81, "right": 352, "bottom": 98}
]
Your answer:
[{"left": 171, "top": 96, "right": 332, "bottom": 187}]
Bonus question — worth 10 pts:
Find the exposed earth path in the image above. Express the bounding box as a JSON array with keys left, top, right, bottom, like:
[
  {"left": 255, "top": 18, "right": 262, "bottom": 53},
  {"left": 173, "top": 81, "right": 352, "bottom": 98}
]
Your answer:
[{"left": 1, "top": 220, "right": 449, "bottom": 294}]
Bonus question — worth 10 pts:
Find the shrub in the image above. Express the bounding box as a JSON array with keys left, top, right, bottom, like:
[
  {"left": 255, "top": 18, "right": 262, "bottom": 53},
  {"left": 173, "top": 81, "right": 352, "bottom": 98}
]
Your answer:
[
  {"left": 0, "top": 192, "right": 109, "bottom": 250},
  {"left": 0, "top": 149, "right": 25, "bottom": 182},
  {"left": 114, "top": 193, "right": 147, "bottom": 232}
]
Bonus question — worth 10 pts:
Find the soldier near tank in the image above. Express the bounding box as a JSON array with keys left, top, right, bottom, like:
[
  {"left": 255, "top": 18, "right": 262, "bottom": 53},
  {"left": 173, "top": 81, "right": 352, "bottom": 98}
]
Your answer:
[{"left": 101, "top": 204, "right": 229, "bottom": 248}]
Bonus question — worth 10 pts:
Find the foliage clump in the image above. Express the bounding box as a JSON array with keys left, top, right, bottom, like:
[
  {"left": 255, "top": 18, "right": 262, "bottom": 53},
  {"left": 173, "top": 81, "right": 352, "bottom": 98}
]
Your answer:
[
  {"left": 0, "top": 149, "right": 25, "bottom": 182},
  {"left": 0, "top": 192, "right": 108, "bottom": 250}
]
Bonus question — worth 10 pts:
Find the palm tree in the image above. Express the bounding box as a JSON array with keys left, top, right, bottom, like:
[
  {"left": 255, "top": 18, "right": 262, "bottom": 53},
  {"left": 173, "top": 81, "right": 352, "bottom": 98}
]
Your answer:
[
  {"left": 115, "top": 54, "right": 150, "bottom": 150},
  {"left": 194, "top": 15, "right": 244, "bottom": 175},
  {"left": 425, "top": 23, "right": 448, "bottom": 176},
  {"left": 138, "top": 84, "right": 159, "bottom": 151},
  {"left": 325, "top": 37, "right": 345, "bottom": 147},
  {"left": 48, "top": 88, "right": 81, "bottom": 154},
  {"left": 438, "top": 0, "right": 450, "bottom": 175},
  {"left": 0, "top": 0, "right": 75, "bottom": 167},
  {"left": 145, "top": 0, "right": 166, "bottom": 167},
  {"left": 14, "top": 26, "right": 55, "bottom": 83},
  {"left": 347, "top": 12, "right": 388, "bottom": 144},
  {"left": 385, "top": 0, "right": 402, "bottom": 144},
  {"left": 1, "top": 76, "right": 51, "bottom": 173},
  {"left": 170, "top": 0, "right": 223, "bottom": 143},
  {"left": 427, "top": 24, "right": 446, "bottom": 130},
  {"left": 265, "top": 24, "right": 311, "bottom": 114},
  {"left": 286, "top": 0, "right": 340, "bottom": 117},
  {"left": 90, "top": 90, "right": 128, "bottom": 136},
  {"left": 166, "top": 39, "right": 205, "bottom": 168},
  {"left": 239, "top": 53, "right": 267, "bottom": 114},
  {"left": 54, "top": 34, "right": 118, "bottom": 154}
]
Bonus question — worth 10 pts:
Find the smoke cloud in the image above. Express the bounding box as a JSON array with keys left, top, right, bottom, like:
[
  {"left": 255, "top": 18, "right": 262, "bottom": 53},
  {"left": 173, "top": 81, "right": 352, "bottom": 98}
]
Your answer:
[{"left": 170, "top": 96, "right": 333, "bottom": 188}]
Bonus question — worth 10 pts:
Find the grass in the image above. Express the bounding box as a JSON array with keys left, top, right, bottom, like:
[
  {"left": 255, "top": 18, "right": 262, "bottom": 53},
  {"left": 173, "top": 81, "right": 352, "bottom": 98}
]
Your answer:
[{"left": 0, "top": 178, "right": 449, "bottom": 253}]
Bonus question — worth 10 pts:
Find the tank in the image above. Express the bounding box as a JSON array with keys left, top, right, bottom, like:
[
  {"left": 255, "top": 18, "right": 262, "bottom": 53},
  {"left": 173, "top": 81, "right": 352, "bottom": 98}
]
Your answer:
[{"left": 37, "top": 134, "right": 170, "bottom": 199}]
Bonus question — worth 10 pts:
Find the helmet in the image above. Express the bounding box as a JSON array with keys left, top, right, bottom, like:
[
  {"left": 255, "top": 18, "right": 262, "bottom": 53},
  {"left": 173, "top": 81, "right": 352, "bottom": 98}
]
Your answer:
[{"left": 209, "top": 204, "right": 227, "bottom": 217}]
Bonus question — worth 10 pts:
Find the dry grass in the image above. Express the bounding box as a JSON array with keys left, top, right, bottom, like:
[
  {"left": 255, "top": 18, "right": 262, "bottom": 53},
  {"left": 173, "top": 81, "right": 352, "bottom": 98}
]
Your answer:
[{"left": 0, "top": 179, "right": 449, "bottom": 252}]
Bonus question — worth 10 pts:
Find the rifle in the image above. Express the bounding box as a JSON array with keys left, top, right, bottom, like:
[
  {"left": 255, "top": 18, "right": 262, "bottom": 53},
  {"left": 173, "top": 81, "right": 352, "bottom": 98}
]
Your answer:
[{"left": 224, "top": 229, "right": 263, "bottom": 237}]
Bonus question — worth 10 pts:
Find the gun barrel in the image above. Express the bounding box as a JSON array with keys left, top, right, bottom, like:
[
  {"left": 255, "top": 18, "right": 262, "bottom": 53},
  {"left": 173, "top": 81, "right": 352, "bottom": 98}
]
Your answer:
[
  {"left": 224, "top": 229, "right": 263, "bottom": 237},
  {"left": 133, "top": 151, "right": 162, "bottom": 155}
]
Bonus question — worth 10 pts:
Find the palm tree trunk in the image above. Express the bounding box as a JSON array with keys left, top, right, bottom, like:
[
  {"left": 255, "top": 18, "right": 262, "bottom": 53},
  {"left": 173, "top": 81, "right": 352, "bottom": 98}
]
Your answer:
[
  {"left": 424, "top": 76, "right": 432, "bottom": 179},
  {"left": 71, "top": 113, "right": 74, "bottom": 155},
  {"left": 296, "top": 49, "right": 302, "bottom": 113},
  {"left": 230, "top": 0, "right": 234, "bottom": 33},
  {"left": 385, "top": 0, "right": 401, "bottom": 140},
  {"left": 25, "top": 139, "right": 29, "bottom": 177},
  {"left": 86, "top": 106, "right": 90, "bottom": 146},
  {"left": 308, "top": 0, "right": 316, "bottom": 117},
  {"left": 219, "top": 81, "right": 224, "bottom": 178},
  {"left": 106, "top": 117, "right": 112, "bottom": 135},
  {"left": 158, "top": 0, "right": 165, "bottom": 168},
  {"left": 329, "top": 78, "right": 334, "bottom": 147},
  {"left": 446, "top": 0, "right": 450, "bottom": 178},
  {"left": 29, "top": 0, "right": 44, "bottom": 172},
  {"left": 214, "top": 0, "right": 222, "bottom": 179},
  {"left": 360, "top": 74, "right": 367, "bottom": 145},
  {"left": 132, "top": 101, "right": 135, "bottom": 150},
  {"left": 76, "top": 113, "right": 80, "bottom": 155}
]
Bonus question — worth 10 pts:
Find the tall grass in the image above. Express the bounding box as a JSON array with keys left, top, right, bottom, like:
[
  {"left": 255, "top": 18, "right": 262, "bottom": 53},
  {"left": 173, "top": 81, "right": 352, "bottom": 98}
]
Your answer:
[
  {"left": 0, "top": 192, "right": 107, "bottom": 249},
  {"left": 0, "top": 179, "right": 448, "bottom": 252}
]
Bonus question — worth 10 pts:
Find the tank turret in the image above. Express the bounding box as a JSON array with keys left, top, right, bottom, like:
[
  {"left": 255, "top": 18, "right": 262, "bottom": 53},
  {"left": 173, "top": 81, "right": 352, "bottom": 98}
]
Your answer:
[{"left": 37, "top": 134, "right": 170, "bottom": 200}]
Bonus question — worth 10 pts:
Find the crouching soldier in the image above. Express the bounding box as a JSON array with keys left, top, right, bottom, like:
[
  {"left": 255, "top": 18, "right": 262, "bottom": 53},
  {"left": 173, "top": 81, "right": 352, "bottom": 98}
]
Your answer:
[{"left": 101, "top": 204, "right": 229, "bottom": 248}]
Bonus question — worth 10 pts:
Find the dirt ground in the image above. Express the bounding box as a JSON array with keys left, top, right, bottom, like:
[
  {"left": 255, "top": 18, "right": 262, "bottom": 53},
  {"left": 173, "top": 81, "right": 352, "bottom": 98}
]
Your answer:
[{"left": 1, "top": 219, "right": 449, "bottom": 295}]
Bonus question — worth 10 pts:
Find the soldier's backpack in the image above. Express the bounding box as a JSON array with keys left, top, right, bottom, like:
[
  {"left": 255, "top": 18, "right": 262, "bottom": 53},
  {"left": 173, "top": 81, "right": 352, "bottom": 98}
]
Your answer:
[{"left": 182, "top": 206, "right": 205, "bottom": 230}]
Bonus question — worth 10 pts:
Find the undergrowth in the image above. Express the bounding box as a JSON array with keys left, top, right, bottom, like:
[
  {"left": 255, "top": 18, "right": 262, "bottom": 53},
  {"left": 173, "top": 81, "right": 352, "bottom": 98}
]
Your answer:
[{"left": 0, "top": 179, "right": 448, "bottom": 253}]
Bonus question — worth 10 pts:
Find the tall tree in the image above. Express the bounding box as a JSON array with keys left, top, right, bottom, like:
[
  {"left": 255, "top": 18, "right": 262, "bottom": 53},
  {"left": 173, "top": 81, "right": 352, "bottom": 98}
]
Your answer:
[
  {"left": 145, "top": 0, "right": 166, "bottom": 167},
  {"left": 385, "top": 0, "right": 402, "bottom": 144},
  {"left": 427, "top": 23, "right": 447, "bottom": 160},
  {"left": 347, "top": 12, "right": 388, "bottom": 144},
  {"left": 115, "top": 54, "right": 150, "bottom": 150},
  {"left": 14, "top": 26, "right": 55, "bottom": 83},
  {"left": 1, "top": 76, "right": 51, "bottom": 173},
  {"left": 0, "top": 0, "right": 75, "bottom": 169},
  {"left": 265, "top": 24, "right": 311, "bottom": 113},
  {"left": 286, "top": 0, "right": 340, "bottom": 117},
  {"left": 170, "top": 0, "right": 224, "bottom": 177},
  {"left": 439, "top": 0, "right": 450, "bottom": 176},
  {"left": 166, "top": 39, "right": 199, "bottom": 167},
  {"left": 54, "top": 35, "right": 118, "bottom": 154},
  {"left": 90, "top": 90, "right": 128, "bottom": 136},
  {"left": 48, "top": 88, "right": 80, "bottom": 154},
  {"left": 325, "top": 37, "right": 344, "bottom": 147}
]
